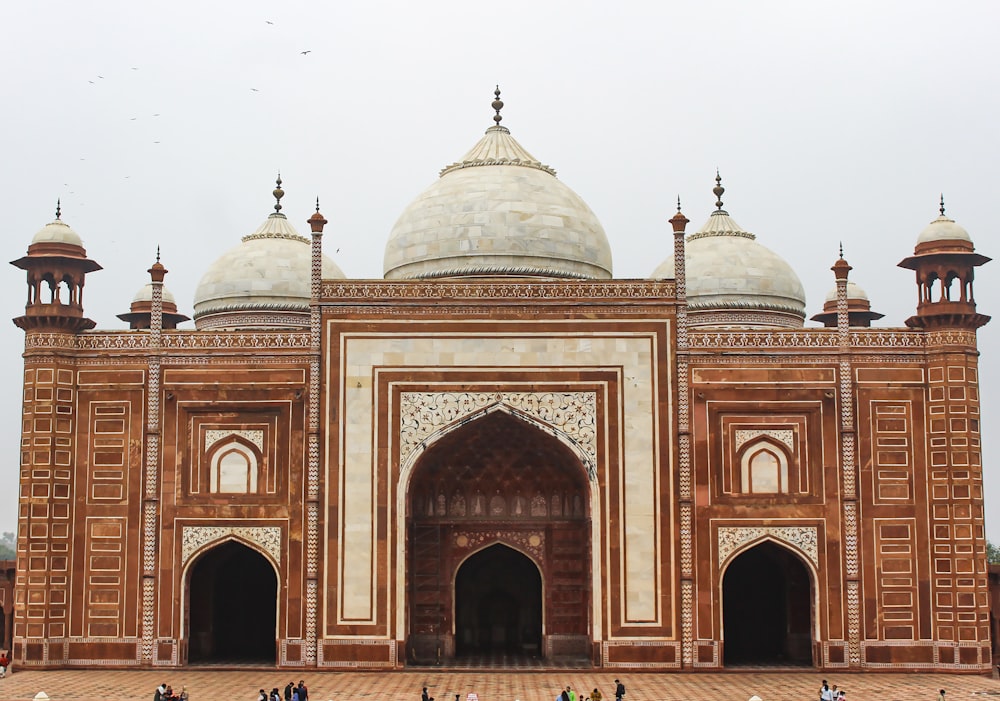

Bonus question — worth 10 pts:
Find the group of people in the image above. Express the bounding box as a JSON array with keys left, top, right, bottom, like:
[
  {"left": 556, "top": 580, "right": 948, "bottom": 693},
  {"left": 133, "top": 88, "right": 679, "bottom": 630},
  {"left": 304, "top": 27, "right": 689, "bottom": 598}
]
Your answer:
[
  {"left": 259, "top": 680, "right": 309, "bottom": 701},
  {"left": 153, "top": 683, "right": 188, "bottom": 701},
  {"left": 557, "top": 679, "right": 626, "bottom": 701},
  {"left": 820, "top": 680, "right": 846, "bottom": 701}
]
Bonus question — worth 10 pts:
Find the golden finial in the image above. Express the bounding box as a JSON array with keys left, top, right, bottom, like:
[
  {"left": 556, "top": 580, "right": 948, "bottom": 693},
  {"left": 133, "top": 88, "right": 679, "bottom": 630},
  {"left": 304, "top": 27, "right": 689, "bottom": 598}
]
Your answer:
[
  {"left": 273, "top": 173, "right": 284, "bottom": 213},
  {"left": 492, "top": 86, "right": 504, "bottom": 126},
  {"left": 713, "top": 170, "right": 725, "bottom": 211}
]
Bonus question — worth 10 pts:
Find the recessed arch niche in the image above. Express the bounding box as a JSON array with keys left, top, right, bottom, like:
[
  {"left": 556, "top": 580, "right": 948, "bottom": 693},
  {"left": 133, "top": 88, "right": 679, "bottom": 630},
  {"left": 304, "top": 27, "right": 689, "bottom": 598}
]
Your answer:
[{"left": 406, "top": 408, "right": 591, "bottom": 664}]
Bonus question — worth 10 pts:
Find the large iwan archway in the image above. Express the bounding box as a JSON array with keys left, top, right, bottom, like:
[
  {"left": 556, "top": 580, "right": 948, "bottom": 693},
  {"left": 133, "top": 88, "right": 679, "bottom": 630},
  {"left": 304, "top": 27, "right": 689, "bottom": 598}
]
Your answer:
[
  {"left": 406, "top": 409, "right": 590, "bottom": 664},
  {"left": 722, "top": 540, "right": 813, "bottom": 666},
  {"left": 187, "top": 540, "right": 277, "bottom": 664}
]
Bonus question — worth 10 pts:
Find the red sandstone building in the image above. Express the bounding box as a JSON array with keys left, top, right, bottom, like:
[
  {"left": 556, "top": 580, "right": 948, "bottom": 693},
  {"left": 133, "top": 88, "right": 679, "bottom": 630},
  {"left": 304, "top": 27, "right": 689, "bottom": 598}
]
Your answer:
[{"left": 8, "top": 95, "right": 994, "bottom": 671}]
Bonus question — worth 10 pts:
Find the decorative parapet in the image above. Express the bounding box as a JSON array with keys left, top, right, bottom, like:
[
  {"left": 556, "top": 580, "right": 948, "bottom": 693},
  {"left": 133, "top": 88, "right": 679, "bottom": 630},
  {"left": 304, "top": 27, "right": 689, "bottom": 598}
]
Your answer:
[
  {"left": 25, "top": 331, "right": 311, "bottom": 352},
  {"left": 320, "top": 280, "right": 676, "bottom": 301}
]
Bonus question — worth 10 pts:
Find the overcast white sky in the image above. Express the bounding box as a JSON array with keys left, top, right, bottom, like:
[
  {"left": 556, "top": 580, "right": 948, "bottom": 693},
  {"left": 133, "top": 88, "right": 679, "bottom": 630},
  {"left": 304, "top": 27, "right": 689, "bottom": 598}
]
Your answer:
[{"left": 2, "top": 0, "right": 999, "bottom": 542}]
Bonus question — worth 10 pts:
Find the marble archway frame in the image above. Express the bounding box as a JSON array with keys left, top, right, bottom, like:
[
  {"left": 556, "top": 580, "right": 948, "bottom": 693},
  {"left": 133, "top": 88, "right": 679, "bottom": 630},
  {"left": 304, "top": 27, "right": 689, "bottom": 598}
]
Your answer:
[
  {"left": 717, "top": 525, "right": 819, "bottom": 569},
  {"left": 180, "top": 525, "right": 283, "bottom": 567},
  {"left": 398, "top": 391, "right": 598, "bottom": 481}
]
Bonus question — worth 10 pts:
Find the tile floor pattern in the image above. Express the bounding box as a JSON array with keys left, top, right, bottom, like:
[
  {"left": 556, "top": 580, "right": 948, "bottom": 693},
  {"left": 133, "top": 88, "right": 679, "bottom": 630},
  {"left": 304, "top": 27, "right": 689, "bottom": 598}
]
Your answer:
[{"left": 0, "top": 667, "right": 998, "bottom": 701}]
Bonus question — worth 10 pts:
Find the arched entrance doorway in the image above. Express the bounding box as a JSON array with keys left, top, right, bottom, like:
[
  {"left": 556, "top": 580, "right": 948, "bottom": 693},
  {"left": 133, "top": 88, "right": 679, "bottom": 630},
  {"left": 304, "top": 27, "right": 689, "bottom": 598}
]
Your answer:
[
  {"left": 187, "top": 540, "right": 277, "bottom": 664},
  {"left": 722, "top": 540, "right": 813, "bottom": 666},
  {"left": 455, "top": 544, "right": 542, "bottom": 656},
  {"left": 407, "top": 408, "right": 590, "bottom": 664}
]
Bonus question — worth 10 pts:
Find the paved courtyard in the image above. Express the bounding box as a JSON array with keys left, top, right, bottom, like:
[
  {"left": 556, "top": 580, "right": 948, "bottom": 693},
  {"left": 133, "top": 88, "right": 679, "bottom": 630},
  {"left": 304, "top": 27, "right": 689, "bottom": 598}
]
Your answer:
[{"left": 0, "top": 668, "right": 999, "bottom": 701}]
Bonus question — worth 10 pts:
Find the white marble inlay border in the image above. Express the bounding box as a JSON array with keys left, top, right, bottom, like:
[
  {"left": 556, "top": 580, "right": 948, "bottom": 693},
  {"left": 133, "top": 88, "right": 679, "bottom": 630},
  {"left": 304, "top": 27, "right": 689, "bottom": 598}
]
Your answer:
[
  {"left": 399, "top": 391, "right": 597, "bottom": 479},
  {"left": 205, "top": 429, "right": 264, "bottom": 452},
  {"left": 181, "top": 525, "right": 282, "bottom": 565},
  {"left": 734, "top": 428, "right": 794, "bottom": 452},
  {"left": 717, "top": 525, "right": 818, "bottom": 568}
]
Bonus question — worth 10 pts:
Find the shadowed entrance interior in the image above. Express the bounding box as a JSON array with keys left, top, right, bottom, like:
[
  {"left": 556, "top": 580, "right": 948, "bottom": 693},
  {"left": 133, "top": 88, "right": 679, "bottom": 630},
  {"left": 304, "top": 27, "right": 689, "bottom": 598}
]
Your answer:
[
  {"left": 722, "top": 540, "right": 813, "bottom": 666},
  {"left": 188, "top": 540, "right": 277, "bottom": 664},
  {"left": 455, "top": 543, "right": 542, "bottom": 656}
]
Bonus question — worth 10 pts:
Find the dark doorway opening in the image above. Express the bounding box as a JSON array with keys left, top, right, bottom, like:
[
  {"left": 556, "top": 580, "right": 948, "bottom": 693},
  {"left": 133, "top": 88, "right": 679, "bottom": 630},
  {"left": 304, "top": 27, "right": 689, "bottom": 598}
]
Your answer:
[
  {"left": 188, "top": 540, "right": 277, "bottom": 664},
  {"left": 722, "top": 540, "right": 812, "bottom": 666},
  {"left": 455, "top": 544, "right": 542, "bottom": 656}
]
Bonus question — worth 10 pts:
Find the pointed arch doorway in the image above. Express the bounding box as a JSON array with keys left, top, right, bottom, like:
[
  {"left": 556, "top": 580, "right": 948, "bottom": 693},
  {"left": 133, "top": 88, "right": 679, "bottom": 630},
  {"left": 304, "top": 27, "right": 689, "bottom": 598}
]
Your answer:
[
  {"left": 455, "top": 544, "right": 542, "bottom": 655},
  {"left": 187, "top": 540, "right": 277, "bottom": 664},
  {"left": 406, "top": 408, "right": 591, "bottom": 664},
  {"left": 722, "top": 540, "right": 814, "bottom": 666}
]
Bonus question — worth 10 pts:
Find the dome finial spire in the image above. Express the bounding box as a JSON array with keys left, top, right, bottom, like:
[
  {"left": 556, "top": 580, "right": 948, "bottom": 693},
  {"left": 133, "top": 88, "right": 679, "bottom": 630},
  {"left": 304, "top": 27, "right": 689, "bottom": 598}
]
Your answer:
[
  {"left": 713, "top": 169, "right": 725, "bottom": 211},
  {"left": 156, "top": 245, "right": 161, "bottom": 263},
  {"left": 839, "top": 241, "right": 844, "bottom": 259},
  {"left": 939, "top": 193, "right": 946, "bottom": 216},
  {"left": 273, "top": 173, "right": 284, "bottom": 213},
  {"left": 677, "top": 195, "right": 682, "bottom": 213},
  {"left": 492, "top": 85, "right": 504, "bottom": 126},
  {"left": 315, "top": 197, "right": 321, "bottom": 213},
  {"left": 55, "top": 198, "right": 62, "bottom": 220}
]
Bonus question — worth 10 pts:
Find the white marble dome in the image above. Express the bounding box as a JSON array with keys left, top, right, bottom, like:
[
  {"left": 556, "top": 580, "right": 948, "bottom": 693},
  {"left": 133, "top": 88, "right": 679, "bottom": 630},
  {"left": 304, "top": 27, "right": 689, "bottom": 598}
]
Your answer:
[
  {"left": 384, "top": 105, "right": 612, "bottom": 280},
  {"left": 133, "top": 282, "right": 178, "bottom": 305},
  {"left": 917, "top": 200, "right": 971, "bottom": 245},
  {"left": 823, "top": 280, "right": 869, "bottom": 303},
  {"left": 651, "top": 183, "right": 806, "bottom": 328},
  {"left": 193, "top": 209, "right": 345, "bottom": 329},
  {"left": 32, "top": 217, "right": 83, "bottom": 247}
]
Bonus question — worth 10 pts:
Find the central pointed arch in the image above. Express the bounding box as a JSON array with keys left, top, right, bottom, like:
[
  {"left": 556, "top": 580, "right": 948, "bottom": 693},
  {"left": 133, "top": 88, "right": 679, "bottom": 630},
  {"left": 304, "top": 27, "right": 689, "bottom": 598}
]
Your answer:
[{"left": 404, "top": 409, "right": 591, "bottom": 664}]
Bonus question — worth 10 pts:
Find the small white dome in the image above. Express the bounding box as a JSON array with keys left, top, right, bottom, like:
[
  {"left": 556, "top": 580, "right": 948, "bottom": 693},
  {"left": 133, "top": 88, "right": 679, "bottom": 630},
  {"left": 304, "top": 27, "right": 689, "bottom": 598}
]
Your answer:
[
  {"left": 193, "top": 211, "right": 345, "bottom": 328},
  {"left": 384, "top": 106, "right": 612, "bottom": 280},
  {"left": 824, "top": 280, "right": 869, "bottom": 303},
  {"left": 133, "top": 282, "right": 177, "bottom": 305},
  {"left": 650, "top": 182, "right": 805, "bottom": 328},
  {"left": 32, "top": 218, "right": 83, "bottom": 247},
  {"left": 917, "top": 212, "right": 970, "bottom": 245}
]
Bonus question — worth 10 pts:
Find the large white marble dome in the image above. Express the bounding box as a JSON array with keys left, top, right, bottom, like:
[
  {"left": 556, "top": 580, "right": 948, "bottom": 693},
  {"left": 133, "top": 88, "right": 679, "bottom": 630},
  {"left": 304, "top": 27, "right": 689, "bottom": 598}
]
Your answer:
[
  {"left": 193, "top": 188, "right": 345, "bottom": 330},
  {"left": 384, "top": 92, "right": 612, "bottom": 280},
  {"left": 651, "top": 178, "right": 806, "bottom": 328}
]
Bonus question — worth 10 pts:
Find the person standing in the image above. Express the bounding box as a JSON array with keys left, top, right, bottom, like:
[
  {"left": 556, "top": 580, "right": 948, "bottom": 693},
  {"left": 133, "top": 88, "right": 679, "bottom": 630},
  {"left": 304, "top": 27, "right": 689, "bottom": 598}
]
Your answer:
[
  {"left": 285, "top": 682, "right": 295, "bottom": 701},
  {"left": 297, "top": 680, "right": 309, "bottom": 701},
  {"left": 591, "top": 688, "right": 603, "bottom": 701},
  {"left": 568, "top": 687, "right": 577, "bottom": 701},
  {"left": 614, "top": 680, "right": 625, "bottom": 701},
  {"left": 939, "top": 690, "right": 946, "bottom": 701},
  {"left": 423, "top": 688, "right": 430, "bottom": 701},
  {"left": 0, "top": 651, "right": 9, "bottom": 678},
  {"left": 821, "top": 681, "right": 833, "bottom": 701}
]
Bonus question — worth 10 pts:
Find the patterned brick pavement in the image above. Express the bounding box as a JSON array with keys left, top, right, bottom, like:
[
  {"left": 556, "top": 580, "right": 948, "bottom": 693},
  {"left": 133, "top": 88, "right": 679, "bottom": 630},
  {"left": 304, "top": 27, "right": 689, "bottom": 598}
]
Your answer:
[{"left": 0, "top": 668, "right": 998, "bottom": 701}]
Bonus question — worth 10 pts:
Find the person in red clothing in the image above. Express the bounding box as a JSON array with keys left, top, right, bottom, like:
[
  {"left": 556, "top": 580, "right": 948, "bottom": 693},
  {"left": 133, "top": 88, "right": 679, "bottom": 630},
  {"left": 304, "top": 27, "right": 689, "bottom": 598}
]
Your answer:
[{"left": 0, "top": 650, "right": 10, "bottom": 678}]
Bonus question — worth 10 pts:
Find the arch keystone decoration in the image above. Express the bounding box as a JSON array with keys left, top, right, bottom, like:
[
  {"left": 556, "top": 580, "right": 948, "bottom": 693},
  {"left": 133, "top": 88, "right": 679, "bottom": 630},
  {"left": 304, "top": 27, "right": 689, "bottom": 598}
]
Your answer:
[
  {"left": 717, "top": 525, "right": 818, "bottom": 569},
  {"left": 181, "top": 525, "right": 282, "bottom": 566}
]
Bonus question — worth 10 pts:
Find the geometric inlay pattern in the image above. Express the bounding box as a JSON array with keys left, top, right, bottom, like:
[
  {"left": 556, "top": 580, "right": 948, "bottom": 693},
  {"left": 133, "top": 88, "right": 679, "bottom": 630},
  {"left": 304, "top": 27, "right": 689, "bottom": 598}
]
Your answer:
[
  {"left": 400, "top": 391, "right": 597, "bottom": 480},
  {"left": 181, "top": 525, "right": 282, "bottom": 566},
  {"left": 717, "top": 525, "right": 818, "bottom": 568}
]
